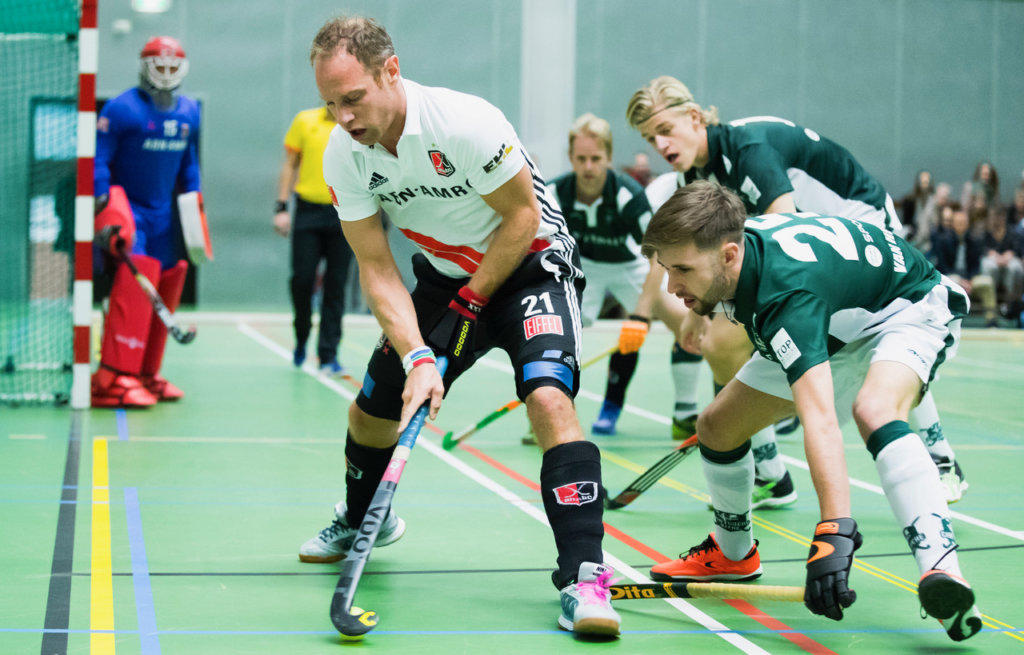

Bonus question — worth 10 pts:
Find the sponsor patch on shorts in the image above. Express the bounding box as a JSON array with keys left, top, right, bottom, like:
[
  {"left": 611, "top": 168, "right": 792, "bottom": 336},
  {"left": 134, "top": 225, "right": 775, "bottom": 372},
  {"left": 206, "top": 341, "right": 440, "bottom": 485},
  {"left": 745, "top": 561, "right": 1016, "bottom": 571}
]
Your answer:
[
  {"left": 523, "top": 315, "right": 563, "bottom": 340},
  {"left": 770, "top": 328, "right": 801, "bottom": 369},
  {"left": 553, "top": 481, "right": 598, "bottom": 506}
]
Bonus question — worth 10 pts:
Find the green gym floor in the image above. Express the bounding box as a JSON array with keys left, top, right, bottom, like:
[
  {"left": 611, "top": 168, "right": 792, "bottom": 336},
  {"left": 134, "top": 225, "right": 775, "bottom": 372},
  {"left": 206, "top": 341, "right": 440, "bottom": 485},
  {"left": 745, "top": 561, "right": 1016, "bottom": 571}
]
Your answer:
[{"left": 2, "top": 314, "right": 1023, "bottom": 654}]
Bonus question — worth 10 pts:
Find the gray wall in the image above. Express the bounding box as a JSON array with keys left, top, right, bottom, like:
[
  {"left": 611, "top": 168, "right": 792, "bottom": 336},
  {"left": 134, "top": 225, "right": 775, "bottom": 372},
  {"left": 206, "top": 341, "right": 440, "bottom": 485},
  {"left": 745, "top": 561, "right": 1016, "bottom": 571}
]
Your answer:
[{"left": 95, "top": 0, "right": 1024, "bottom": 309}]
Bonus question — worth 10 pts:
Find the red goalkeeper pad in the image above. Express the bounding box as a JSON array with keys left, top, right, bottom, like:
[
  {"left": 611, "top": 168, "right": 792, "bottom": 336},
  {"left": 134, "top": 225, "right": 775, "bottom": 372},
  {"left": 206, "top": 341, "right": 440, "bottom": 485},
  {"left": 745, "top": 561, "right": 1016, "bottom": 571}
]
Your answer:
[{"left": 178, "top": 190, "right": 214, "bottom": 263}]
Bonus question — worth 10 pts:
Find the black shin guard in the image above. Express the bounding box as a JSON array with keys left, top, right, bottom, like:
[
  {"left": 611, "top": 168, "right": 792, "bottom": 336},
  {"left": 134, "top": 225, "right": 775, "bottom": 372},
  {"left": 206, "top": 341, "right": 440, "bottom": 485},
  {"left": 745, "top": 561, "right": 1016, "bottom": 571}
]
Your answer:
[
  {"left": 344, "top": 432, "right": 396, "bottom": 526},
  {"left": 603, "top": 351, "right": 639, "bottom": 407},
  {"left": 540, "top": 441, "right": 606, "bottom": 588}
]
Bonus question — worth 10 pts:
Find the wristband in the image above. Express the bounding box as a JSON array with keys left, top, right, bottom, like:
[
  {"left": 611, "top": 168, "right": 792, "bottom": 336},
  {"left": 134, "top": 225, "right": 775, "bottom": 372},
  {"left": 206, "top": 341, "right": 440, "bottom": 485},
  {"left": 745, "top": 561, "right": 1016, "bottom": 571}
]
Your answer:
[
  {"left": 401, "top": 346, "right": 436, "bottom": 375},
  {"left": 627, "top": 314, "right": 651, "bottom": 324},
  {"left": 274, "top": 200, "right": 288, "bottom": 213}
]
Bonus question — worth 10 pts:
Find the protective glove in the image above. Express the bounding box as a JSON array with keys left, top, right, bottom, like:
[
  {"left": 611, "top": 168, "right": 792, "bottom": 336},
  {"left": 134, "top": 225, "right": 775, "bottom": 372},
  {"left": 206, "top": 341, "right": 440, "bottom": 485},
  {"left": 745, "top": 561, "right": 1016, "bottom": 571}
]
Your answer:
[
  {"left": 426, "top": 285, "right": 488, "bottom": 383},
  {"left": 805, "top": 517, "right": 863, "bottom": 620},
  {"left": 94, "top": 224, "right": 126, "bottom": 255},
  {"left": 618, "top": 314, "right": 650, "bottom": 354}
]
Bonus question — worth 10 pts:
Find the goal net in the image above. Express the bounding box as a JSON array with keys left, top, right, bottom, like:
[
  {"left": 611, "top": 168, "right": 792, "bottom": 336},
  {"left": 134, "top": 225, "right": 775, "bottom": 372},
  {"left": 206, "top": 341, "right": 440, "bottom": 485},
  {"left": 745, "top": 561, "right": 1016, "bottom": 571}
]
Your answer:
[{"left": 0, "top": 1, "right": 81, "bottom": 405}]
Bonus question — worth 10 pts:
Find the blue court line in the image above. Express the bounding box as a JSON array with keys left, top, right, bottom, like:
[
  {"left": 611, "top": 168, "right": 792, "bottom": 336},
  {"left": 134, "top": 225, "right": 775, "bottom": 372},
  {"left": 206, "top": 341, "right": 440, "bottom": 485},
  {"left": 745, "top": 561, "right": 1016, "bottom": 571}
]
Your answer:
[
  {"left": 1, "top": 627, "right": 1015, "bottom": 637},
  {"left": 115, "top": 409, "right": 130, "bottom": 441},
  {"left": 124, "top": 487, "right": 161, "bottom": 654}
]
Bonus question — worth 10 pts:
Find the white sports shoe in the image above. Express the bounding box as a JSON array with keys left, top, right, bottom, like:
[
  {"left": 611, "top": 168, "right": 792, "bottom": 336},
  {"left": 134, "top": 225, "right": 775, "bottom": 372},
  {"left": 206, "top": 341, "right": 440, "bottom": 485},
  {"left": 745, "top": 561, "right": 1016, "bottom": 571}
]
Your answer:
[
  {"left": 558, "top": 562, "right": 621, "bottom": 636},
  {"left": 298, "top": 501, "right": 406, "bottom": 563},
  {"left": 932, "top": 455, "right": 969, "bottom": 504}
]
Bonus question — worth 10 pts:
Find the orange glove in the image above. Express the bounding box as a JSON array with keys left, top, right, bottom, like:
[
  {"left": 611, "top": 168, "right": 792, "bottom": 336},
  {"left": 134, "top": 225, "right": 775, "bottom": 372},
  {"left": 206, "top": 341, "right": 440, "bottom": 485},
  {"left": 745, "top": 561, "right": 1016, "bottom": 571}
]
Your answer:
[{"left": 618, "top": 314, "right": 650, "bottom": 354}]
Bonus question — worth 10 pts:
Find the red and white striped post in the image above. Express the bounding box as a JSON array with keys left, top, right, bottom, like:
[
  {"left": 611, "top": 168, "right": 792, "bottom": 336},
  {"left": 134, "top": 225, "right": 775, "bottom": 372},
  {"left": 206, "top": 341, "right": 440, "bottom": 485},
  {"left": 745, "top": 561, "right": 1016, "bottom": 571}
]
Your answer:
[{"left": 72, "top": 0, "right": 98, "bottom": 409}]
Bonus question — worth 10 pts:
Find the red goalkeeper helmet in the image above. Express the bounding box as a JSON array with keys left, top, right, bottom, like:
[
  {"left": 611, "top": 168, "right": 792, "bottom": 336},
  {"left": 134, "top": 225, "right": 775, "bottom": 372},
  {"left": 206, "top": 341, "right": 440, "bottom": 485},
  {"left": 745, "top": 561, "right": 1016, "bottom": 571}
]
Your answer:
[{"left": 139, "top": 36, "right": 189, "bottom": 91}]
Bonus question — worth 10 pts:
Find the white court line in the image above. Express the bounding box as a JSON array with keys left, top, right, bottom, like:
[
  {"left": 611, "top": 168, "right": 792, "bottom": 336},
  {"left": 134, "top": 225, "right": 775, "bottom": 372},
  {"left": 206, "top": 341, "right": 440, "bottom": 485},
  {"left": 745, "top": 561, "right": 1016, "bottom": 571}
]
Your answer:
[
  {"left": 779, "top": 455, "right": 1024, "bottom": 542},
  {"left": 471, "top": 353, "right": 1024, "bottom": 544},
  {"left": 238, "top": 321, "right": 768, "bottom": 653}
]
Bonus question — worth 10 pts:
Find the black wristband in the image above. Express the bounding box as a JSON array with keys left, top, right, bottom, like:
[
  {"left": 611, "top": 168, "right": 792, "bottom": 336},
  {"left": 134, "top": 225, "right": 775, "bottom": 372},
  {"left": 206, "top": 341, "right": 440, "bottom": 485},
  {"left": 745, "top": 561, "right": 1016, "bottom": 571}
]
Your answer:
[
  {"left": 274, "top": 200, "right": 288, "bottom": 213},
  {"left": 627, "top": 314, "right": 651, "bottom": 324}
]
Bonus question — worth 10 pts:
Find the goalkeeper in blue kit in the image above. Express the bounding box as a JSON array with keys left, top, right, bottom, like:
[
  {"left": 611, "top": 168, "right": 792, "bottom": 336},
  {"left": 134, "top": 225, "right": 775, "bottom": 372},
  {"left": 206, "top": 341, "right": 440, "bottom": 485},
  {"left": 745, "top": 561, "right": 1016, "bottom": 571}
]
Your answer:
[{"left": 640, "top": 181, "right": 981, "bottom": 642}]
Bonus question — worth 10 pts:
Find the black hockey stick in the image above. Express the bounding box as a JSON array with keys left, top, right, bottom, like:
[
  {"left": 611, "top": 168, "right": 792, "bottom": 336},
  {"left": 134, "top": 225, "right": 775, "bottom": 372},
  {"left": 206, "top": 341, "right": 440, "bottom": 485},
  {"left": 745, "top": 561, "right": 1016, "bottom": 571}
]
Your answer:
[
  {"left": 330, "top": 357, "right": 447, "bottom": 639},
  {"left": 604, "top": 434, "right": 699, "bottom": 510},
  {"left": 119, "top": 248, "right": 196, "bottom": 344},
  {"left": 609, "top": 581, "right": 803, "bottom": 602}
]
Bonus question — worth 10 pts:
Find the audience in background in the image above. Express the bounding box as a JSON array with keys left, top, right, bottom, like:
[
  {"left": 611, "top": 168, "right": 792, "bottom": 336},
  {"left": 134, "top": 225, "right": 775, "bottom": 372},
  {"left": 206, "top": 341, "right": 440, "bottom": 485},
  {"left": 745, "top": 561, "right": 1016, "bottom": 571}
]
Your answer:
[
  {"left": 980, "top": 212, "right": 1024, "bottom": 324},
  {"left": 622, "top": 152, "right": 653, "bottom": 187},
  {"left": 960, "top": 161, "right": 1000, "bottom": 213},
  {"left": 933, "top": 207, "right": 998, "bottom": 327},
  {"left": 911, "top": 181, "right": 951, "bottom": 258},
  {"left": 901, "top": 169, "right": 934, "bottom": 241}
]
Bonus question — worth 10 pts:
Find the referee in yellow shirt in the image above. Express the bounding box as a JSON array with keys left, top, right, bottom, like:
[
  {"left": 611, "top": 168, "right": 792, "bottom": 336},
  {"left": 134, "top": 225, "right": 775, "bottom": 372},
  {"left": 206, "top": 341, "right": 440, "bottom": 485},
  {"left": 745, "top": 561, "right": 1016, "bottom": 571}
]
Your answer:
[{"left": 274, "top": 107, "right": 353, "bottom": 376}]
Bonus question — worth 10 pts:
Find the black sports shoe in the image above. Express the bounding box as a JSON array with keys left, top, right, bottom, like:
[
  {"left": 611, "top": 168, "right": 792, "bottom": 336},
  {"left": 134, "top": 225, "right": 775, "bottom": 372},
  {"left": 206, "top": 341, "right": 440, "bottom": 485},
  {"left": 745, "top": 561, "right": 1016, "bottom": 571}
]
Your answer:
[{"left": 918, "top": 569, "right": 982, "bottom": 642}]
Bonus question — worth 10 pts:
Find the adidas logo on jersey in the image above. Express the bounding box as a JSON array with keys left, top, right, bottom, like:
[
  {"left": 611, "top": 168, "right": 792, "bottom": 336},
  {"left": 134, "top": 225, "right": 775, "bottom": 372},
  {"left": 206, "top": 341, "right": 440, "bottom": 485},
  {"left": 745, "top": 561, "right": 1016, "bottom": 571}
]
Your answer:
[{"left": 368, "top": 172, "right": 389, "bottom": 190}]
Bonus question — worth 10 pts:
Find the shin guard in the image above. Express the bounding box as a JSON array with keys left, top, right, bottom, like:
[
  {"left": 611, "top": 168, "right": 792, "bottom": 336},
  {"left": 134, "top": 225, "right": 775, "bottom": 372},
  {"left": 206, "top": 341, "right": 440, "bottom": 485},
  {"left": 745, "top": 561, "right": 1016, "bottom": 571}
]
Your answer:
[{"left": 541, "top": 441, "right": 605, "bottom": 587}]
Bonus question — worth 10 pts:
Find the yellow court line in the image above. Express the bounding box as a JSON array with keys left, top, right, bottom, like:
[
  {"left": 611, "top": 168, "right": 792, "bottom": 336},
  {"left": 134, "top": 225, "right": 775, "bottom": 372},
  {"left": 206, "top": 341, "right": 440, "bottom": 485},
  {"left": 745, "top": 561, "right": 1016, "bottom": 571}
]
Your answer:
[
  {"left": 600, "top": 448, "right": 1021, "bottom": 642},
  {"left": 91, "top": 438, "right": 115, "bottom": 654}
]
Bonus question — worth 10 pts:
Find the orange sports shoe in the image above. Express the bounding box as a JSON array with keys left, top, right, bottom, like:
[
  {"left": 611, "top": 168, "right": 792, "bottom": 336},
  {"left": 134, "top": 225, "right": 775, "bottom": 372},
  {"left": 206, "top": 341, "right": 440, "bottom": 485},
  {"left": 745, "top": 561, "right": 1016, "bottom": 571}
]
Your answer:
[{"left": 651, "top": 533, "right": 763, "bottom": 582}]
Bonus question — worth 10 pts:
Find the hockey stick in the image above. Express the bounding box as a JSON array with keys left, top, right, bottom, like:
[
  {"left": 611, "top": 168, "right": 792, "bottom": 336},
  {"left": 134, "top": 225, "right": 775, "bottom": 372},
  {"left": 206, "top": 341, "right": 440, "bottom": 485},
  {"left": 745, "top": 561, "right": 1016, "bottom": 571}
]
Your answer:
[
  {"left": 441, "top": 345, "right": 617, "bottom": 450},
  {"left": 604, "top": 434, "right": 699, "bottom": 510},
  {"left": 609, "top": 581, "right": 804, "bottom": 602},
  {"left": 330, "top": 357, "right": 447, "bottom": 639},
  {"left": 119, "top": 249, "right": 196, "bottom": 345}
]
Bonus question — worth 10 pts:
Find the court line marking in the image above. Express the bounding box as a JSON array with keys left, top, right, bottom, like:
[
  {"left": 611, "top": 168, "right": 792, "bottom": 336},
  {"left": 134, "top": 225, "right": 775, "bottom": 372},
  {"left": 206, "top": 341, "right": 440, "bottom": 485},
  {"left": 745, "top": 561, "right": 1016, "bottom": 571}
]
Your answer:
[
  {"left": 237, "top": 321, "right": 774, "bottom": 654},
  {"left": 125, "top": 488, "right": 161, "bottom": 654},
  {"left": 90, "top": 437, "right": 115, "bottom": 654},
  {"left": 242, "top": 322, "right": 1023, "bottom": 646},
  {"left": 9, "top": 433, "right": 46, "bottom": 440}
]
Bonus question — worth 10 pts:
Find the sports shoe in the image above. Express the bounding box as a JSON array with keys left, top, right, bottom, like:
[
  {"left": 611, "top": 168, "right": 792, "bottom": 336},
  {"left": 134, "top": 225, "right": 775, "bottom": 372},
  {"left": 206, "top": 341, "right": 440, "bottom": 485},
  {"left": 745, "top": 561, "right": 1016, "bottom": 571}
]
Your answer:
[
  {"left": 932, "top": 454, "right": 969, "bottom": 504},
  {"left": 591, "top": 401, "right": 622, "bottom": 435},
  {"left": 293, "top": 344, "right": 306, "bottom": 368},
  {"left": 319, "top": 359, "right": 345, "bottom": 378},
  {"left": 651, "top": 533, "right": 762, "bottom": 582},
  {"left": 298, "top": 502, "right": 406, "bottom": 563},
  {"left": 557, "top": 562, "right": 621, "bottom": 636},
  {"left": 774, "top": 415, "right": 801, "bottom": 435},
  {"left": 521, "top": 429, "right": 537, "bottom": 445},
  {"left": 141, "top": 374, "right": 184, "bottom": 402},
  {"left": 918, "top": 569, "right": 983, "bottom": 642},
  {"left": 751, "top": 471, "right": 798, "bottom": 509},
  {"left": 91, "top": 369, "right": 157, "bottom": 408},
  {"left": 672, "top": 413, "right": 698, "bottom": 440}
]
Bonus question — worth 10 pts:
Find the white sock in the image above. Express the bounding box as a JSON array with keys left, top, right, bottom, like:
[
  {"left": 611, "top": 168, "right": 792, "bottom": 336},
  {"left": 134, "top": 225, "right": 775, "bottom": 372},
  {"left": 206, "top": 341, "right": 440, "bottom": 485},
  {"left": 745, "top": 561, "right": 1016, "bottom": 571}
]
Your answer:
[
  {"left": 909, "top": 392, "right": 956, "bottom": 462},
  {"left": 751, "top": 426, "right": 786, "bottom": 481},
  {"left": 874, "top": 431, "right": 963, "bottom": 577},
  {"left": 703, "top": 446, "right": 755, "bottom": 560},
  {"left": 671, "top": 344, "right": 701, "bottom": 419}
]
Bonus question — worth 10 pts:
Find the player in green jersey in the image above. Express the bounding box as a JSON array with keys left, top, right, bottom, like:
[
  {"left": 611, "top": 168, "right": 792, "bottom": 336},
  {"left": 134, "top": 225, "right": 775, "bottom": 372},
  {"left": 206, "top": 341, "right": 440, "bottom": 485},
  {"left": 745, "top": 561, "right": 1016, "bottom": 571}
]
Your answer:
[
  {"left": 627, "top": 76, "right": 967, "bottom": 506},
  {"left": 640, "top": 181, "right": 981, "bottom": 642}
]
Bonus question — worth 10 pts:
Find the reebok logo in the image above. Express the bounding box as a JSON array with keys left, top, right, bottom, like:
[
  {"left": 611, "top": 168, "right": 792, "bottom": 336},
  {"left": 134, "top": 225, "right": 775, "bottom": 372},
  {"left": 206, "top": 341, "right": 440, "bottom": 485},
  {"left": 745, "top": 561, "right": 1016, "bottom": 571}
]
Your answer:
[
  {"left": 553, "top": 481, "right": 598, "bottom": 506},
  {"left": 368, "top": 172, "right": 389, "bottom": 190}
]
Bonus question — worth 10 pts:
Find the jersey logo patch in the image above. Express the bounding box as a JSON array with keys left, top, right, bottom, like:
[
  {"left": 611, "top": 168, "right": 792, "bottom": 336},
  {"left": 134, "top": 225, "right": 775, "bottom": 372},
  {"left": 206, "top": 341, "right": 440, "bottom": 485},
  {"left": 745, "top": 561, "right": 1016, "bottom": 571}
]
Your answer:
[
  {"left": 523, "top": 315, "right": 563, "bottom": 340},
  {"left": 553, "top": 481, "right": 598, "bottom": 506},
  {"left": 770, "top": 328, "right": 801, "bottom": 369},
  {"left": 483, "top": 143, "right": 513, "bottom": 173},
  {"left": 368, "top": 171, "right": 389, "bottom": 190},
  {"left": 428, "top": 150, "right": 455, "bottom": 177}
]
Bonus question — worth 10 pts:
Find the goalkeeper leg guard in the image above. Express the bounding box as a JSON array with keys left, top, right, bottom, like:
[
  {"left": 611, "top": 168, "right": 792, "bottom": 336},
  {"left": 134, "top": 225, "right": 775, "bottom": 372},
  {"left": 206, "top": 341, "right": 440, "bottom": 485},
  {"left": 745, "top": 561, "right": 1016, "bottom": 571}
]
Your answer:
[{"left": 140, "top": 260, "right": 187, "bottom": 401}]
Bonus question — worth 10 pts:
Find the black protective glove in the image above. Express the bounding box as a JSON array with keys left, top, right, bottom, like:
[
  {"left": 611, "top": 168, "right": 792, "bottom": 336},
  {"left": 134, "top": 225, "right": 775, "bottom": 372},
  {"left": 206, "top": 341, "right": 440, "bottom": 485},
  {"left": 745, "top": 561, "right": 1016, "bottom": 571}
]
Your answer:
[
  {"left": 804, "top": 517, "right": 863, "bottom": 620},
  {"left": 426, "top": 285, "right": 488, "bottom": 383},
  {"left": 94, "top": 224, "right": 126, "bottom": 255}
]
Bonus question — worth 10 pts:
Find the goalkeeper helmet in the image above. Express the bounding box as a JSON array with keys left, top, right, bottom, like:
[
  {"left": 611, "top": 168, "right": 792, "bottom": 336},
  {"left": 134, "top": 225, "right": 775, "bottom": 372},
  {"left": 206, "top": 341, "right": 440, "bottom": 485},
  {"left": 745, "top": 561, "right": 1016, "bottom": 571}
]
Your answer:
[{"left": 140, "top": 36, "right": 189, "bottom": 91}]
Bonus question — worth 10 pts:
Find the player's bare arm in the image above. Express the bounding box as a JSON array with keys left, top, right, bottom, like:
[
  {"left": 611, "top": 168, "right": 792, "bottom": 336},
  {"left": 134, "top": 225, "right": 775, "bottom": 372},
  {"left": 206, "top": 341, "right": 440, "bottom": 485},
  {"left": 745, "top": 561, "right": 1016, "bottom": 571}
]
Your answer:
[
  {"left": 340, "top": 213, "right": 444, "bottom": 428},
  {"left": 790, "top": 362, "right": 851, "bottom": 520},
  {"left": 763, "top": 192, "right": 796, "bottom": 214},
  {"left": 471, "top": 165, "right": 542, "bottom": 296}
]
